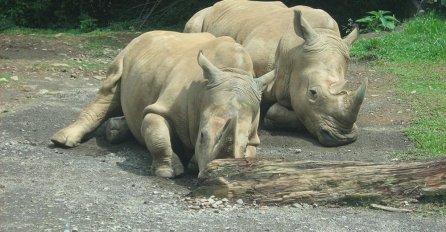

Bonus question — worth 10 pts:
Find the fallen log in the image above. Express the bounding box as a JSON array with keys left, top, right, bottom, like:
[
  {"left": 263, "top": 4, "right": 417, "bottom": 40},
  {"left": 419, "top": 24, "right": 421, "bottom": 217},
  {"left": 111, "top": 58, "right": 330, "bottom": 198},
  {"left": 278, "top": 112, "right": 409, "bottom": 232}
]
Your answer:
[{"left": 193, "top": 158, "right": 446, "bottom": 205}]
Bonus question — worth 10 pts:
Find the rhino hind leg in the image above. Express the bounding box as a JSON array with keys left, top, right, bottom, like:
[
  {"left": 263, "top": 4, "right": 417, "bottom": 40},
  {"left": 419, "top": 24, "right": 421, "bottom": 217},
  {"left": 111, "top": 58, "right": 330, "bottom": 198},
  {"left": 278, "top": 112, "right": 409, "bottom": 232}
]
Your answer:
[
  {"left": 106, "top": 116, "right": 131, "bottom": 144},
  {"left": 263, "top": 103, "right": 305, "bottom": 131},
  {"left": 141, "top": 113, "right": 184, "bottom": 178},
  {"left": 51, "top": 85, "right": 122, "bottom": 148}
]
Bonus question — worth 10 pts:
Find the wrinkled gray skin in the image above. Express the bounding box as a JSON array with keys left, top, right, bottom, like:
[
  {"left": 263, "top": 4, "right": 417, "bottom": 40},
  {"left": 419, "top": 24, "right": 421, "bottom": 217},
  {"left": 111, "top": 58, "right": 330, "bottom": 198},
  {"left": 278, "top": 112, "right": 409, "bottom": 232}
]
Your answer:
[
  {"left": 51, "top": 31, "right": 275, "bottom": 178},
  {"left": 185, "top": 1, "right": 368, "bottom": 146}
]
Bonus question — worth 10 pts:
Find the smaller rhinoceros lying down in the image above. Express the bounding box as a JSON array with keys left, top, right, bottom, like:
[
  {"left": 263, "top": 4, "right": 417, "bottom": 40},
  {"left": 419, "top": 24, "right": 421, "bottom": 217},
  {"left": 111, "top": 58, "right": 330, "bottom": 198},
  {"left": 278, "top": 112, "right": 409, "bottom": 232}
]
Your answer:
[{"left": 51, "top": 31, "right": 275, "bottom": 178}]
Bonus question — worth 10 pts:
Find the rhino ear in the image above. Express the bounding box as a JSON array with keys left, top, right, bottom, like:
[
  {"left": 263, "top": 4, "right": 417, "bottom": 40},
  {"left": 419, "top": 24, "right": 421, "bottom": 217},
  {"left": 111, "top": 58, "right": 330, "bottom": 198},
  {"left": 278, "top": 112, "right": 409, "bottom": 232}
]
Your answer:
[
  {"left": 343, "top": 26, "right": 359, "bottom": 47},
  {"left": 255, "top": 70, "right": 275, "bottom": 91},
  {"left": 197, "top": 50, "right": 221, "bottom": 83},
  {"left": 294, "top": 10, "right": 319, "bottom": 44}
]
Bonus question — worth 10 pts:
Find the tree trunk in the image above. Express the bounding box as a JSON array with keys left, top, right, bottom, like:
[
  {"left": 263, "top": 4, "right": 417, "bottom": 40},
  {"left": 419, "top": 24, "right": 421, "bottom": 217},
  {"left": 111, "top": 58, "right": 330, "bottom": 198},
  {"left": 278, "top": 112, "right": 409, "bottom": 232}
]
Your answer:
[{"left": 194, "top": 158, "right": 446, "bottom": 205}]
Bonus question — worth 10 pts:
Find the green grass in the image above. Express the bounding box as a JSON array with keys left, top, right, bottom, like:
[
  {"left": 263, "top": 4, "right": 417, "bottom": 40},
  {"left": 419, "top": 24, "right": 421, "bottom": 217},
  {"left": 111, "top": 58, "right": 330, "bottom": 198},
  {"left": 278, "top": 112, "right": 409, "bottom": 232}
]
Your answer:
[
  {"left": 351, "top": 12, "right": 446, "bottom": 157},
  {"left": 0, "top": 73, "right": 13, "bottom": 80}
]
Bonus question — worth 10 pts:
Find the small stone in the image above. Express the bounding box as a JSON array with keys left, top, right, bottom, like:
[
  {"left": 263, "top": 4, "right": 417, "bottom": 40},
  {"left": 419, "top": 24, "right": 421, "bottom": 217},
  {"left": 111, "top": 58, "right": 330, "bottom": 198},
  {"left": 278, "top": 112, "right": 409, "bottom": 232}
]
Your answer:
[
  {"left": 0, "top": 78, "right": 8, "bottom": 82},
  {"left": 222, "top": 198, "right": 228, "bottom": 202},
  {"left": 236, "top": 199, "right": 244, "bottom": 205},
  {"left": 93, "top": 75, "right": 105, "bottom": 80},
  {"left": 301, "top": 203, "right": 312, "bottom": 209},
  {"left": 410, "top": 90, "right": 416, "bottom": 94},
  {"left": 10, "top": 76, "right": 19, "bottom": 81},
  {"left": 292, "top": 203, "right": 303, "bottom": 209},
  {"left": 294, "top": 149, "right": 302, "bottom": 154},
  {"left": 55, "top": 33, "right": 64, "bottom": 38},
  {"left": 71, "top": 226, "right": 79, "bottom": 232},
  {"left": 208, "top": 198, "right": 216, "bottom": 204},
  {"left": 70, "top": 74, "right": 78, "bottom": 79},
  {"left": 38, "top": 89, "right": 49, "bottom": 95}
]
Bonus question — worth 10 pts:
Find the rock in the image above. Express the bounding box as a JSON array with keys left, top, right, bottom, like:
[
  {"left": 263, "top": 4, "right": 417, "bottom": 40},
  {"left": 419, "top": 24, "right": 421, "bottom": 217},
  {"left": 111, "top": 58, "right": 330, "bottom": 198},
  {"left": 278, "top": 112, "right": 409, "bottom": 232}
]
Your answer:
[
  {"left": 301, "top": 203, "right": 312, "bottom": 209},
  {"left": 208, "top": 198, "right": 216, "bottom": 204},
  {"left": 236, "top": 199, "right": 243, "bottom": 205},
  {"left": 52, "top": 63, "right": 70, "bottom": 68},
  {"left": 38, "top": 89, "right": 49, "bottom": 95},
  {"left": 0, "top": 78, "right": 8, "bottom": 82},
  {"left": 93, "top": 75, "right": 105, "bottom": 80},
  {"left": 292, "top": 203, "right": 303, "bottom": 209},
  {"left": 10, "top": 76, "right": 19, "bottom": 81},
  {"left": 70, "top": 74, "right": 78, "bottom": 79},
  {"left": 55, "top": 33, "right": 64, "bottom": 38},
  {"left": 294, "top": 149, "right": 302, "bottom": 154}
]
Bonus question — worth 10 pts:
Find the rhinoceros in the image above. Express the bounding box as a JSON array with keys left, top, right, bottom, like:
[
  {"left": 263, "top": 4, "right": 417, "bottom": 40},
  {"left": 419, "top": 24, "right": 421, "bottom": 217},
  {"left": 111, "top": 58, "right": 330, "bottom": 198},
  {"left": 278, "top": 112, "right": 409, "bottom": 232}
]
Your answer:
[
  {"left": 51, "top": 31, "right": 275, "bottom": 178},
  {"left": 185, "top": 0, "right": 368, "bottom": 146}
]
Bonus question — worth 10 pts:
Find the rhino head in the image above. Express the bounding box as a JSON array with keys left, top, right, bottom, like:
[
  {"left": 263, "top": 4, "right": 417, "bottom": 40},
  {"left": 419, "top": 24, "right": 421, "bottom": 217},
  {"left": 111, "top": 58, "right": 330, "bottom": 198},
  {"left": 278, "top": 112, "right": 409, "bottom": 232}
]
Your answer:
[
  {"left": 194, "top": 51, "right": 275, "bottom": 172},
  {"left": 277, "top": 11, "right": 367, "bottom": 146}
]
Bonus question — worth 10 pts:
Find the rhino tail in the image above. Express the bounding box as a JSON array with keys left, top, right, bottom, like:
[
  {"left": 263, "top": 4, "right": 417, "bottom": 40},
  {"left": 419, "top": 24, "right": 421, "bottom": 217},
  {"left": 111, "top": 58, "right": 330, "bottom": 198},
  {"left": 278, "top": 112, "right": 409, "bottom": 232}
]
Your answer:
[{"left": 102, "top": 54, "right": 124, "bottom": 91}]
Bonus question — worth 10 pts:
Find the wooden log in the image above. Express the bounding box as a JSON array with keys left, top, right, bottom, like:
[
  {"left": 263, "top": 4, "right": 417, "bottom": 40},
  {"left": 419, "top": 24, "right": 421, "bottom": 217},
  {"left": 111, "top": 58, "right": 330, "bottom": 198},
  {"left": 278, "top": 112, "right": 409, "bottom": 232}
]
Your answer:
[{"left": 194, "top": 158, "right": 446, "bottom": 205}]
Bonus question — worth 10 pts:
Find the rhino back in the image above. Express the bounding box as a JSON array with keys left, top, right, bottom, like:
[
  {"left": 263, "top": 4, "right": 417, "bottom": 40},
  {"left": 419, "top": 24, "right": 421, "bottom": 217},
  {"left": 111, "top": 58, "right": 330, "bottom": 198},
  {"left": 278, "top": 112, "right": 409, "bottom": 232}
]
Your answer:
[
  {"left": 119, "top": 32, "right": 253, "bottom": 148},
  {"left": 199, "top": 1, "right": 340, "bottom": 76},
  {"left": 119, "top": 31, "right": 215, "bottom": 144}
]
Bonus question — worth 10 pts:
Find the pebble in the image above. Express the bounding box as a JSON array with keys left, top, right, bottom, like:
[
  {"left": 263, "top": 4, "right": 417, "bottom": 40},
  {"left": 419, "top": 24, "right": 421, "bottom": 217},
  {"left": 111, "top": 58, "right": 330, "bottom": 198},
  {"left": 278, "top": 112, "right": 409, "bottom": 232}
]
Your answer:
[
  {"left": 11, "top": 76, "right": 19, "bottom": 81},
  {"left": 292, "top": 203, "right": 303, "bottom": 209},
  {"left": 294, "top": 149, "right": 302, "bottom": 153},
  {"left": 236, "top": 199, "right": 244, "bottom": 205}
]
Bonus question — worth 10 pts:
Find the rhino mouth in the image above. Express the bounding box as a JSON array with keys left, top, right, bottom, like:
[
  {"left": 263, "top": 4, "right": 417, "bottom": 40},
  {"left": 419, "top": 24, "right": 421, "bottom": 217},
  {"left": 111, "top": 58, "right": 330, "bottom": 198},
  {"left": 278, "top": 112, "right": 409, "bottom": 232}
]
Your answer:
[{"left": 317, "top": 120, "right": 358, "bottom": 147}]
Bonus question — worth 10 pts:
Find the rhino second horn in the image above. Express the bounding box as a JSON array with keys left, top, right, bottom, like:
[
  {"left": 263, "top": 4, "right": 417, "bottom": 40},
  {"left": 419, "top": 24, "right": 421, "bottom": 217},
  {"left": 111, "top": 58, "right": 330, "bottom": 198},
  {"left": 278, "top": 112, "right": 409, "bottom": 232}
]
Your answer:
[
  {"left": 255, "top": 70, "right": 276, "bottom": 91},
  {"left": 293, "top": 10, "right": 319, "bottom": 44},
  {"left": 197, "top": 50, "right": 221, "bottom": 83},
  {"left": 350, "top": 77, "right": 368, "bottom": 118}
]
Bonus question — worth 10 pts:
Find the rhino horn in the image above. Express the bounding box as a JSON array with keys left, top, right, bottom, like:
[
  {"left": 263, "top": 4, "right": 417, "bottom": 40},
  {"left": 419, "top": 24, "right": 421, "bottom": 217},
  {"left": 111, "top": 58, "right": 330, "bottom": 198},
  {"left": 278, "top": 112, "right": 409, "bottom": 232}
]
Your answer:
[
  {"left": 213, "top": 114, "right": 239, "bottom": 159},
  {"left": 255, "top": 70, "right": 276, "bottom": 91},
  {"left": 348, "top": 77, "right": 368, "bottom": 120},
  {"left": 343, "top": 26, "right": 359, "bottom": 47},
  {"left": 294, "top": 10, "right": 319, "bottom": 44},
  {"left": 197, "top": 50, "right": 222, "bottom": 83}
]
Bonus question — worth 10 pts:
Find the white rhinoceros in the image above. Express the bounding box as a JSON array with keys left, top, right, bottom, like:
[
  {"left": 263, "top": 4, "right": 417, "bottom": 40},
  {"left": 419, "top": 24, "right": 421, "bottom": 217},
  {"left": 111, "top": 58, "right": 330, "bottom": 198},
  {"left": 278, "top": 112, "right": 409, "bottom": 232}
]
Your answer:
[
  {"left": 185, "top": 0, "right": 368, "bottom": 146},
  {"left": 51, "top": 31, "right": 274, "bottom": 178}
]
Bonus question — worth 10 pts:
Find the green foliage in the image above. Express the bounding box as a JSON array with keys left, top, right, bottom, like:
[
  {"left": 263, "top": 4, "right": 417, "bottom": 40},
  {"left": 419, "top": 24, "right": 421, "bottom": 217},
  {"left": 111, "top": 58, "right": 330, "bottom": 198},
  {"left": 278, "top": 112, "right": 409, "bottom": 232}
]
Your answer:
[
  {"left": 0, "top": 73, "right": 13, "bottom": 80},
  {"left": 355, "top": 10, "right": 400, "bottom": 32},
  {"left": 79, "top": 15, "right": 98, "bottom": 33},
  {"left": 351, "top": 13, "right": 446, "bottom": 157}
]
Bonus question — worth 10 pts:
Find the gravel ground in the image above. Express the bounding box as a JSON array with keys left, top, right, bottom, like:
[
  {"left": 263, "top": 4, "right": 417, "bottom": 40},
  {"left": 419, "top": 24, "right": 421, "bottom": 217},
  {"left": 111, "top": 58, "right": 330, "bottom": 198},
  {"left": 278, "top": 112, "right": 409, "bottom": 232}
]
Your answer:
[{"left": 1, "top": 32, "right": 445, "bottom": 231}]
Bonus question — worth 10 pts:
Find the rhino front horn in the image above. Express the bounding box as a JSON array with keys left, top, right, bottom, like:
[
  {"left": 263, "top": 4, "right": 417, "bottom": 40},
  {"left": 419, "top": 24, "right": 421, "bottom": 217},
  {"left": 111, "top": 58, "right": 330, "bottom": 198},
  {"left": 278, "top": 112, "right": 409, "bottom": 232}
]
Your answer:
[{"left": 350, "top": 77, "right": 368, "bottom": 117}]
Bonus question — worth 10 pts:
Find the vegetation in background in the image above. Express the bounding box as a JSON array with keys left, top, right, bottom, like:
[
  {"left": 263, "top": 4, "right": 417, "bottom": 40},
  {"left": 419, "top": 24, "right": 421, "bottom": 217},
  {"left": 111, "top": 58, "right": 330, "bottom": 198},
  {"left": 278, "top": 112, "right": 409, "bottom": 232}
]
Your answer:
[
  {"left": 351, "top": 12, "right": 446, "bottom": 157},
  {"left": 1, "top": 1, "right": 445, "bottom": 33},
  {"left": 355, "top": 10, "right": 400, "bottom": 32}
]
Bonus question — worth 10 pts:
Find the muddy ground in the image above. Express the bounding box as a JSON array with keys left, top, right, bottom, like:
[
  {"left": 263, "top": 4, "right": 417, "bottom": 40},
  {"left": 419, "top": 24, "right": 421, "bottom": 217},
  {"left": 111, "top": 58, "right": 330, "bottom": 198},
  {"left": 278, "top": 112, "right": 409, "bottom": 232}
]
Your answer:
[{"left": 0, "top": 32, "right": 444, "bottom": 231}]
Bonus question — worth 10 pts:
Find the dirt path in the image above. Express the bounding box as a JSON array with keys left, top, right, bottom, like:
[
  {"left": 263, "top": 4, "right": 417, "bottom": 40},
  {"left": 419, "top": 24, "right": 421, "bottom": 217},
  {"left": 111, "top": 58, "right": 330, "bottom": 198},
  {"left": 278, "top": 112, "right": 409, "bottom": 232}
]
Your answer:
[{"left": 1, "top": 33, "right": 443, "bottom": 231}]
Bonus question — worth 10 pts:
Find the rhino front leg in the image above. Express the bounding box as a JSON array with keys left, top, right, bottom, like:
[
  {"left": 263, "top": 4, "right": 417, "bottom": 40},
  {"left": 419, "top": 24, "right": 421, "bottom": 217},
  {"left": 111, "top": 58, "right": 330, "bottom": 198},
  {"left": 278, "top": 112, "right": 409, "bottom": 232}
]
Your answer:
[
  {"left": 263, "top": 103, "right": 305, "bottom": 131},
  {"left": 141, "top": 113, "right": 184, "bottom": 178},
  {"left": 51, "top": 85, "right": 122, "bottom": 147}
]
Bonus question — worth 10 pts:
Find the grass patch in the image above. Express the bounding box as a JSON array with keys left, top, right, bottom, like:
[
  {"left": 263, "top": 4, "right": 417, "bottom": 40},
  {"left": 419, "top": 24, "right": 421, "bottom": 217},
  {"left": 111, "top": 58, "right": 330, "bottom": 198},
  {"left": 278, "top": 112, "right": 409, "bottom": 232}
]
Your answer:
[
  {"left": 0, "top": 73, "right": 13, "bottom": 80},
  {"left": 351, "top": 12, "right": 446, "bottom": 158}
]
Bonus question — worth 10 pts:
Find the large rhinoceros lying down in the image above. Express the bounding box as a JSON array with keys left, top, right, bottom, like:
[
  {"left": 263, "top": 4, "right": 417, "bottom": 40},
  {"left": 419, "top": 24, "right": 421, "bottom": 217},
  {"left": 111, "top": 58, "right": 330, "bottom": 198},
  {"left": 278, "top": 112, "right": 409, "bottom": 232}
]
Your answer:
[
  {"left": 185, "top": 1, "right": 368, "bottom": 146},
  {"left": 51, "top": 31, "right": 274, "bottom": 178}
]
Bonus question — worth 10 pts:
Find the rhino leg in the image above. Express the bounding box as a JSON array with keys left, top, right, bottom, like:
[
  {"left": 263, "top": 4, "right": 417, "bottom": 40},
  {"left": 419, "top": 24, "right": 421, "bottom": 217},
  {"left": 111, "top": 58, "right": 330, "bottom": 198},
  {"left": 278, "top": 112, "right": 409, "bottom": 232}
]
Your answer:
[
  {"left": 141, "top": 113, "right": 184, "bottom": 178},
  {"left": 51, "top": 85, "right": 122, "bottom": 147},
  {"left": 264, "top": 103, "right": 305, "bottom": 131},
  {"left": 106, "top": 116, "right": 131, "bottom": 144}
]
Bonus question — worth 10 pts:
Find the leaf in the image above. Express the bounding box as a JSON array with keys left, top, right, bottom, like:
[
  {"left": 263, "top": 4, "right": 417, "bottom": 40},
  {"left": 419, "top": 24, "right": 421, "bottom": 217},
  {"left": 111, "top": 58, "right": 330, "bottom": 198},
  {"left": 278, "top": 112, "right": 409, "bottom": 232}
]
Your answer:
[{"left": 356, "top": 17, "right": 373, "bottom": 23}]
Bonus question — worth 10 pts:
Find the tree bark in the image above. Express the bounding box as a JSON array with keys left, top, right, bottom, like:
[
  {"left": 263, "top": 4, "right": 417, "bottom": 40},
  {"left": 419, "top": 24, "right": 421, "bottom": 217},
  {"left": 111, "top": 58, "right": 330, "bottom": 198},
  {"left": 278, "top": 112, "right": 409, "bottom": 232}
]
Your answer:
[{"left": 194, "top": 158, "right": 446, "bottom": 205}]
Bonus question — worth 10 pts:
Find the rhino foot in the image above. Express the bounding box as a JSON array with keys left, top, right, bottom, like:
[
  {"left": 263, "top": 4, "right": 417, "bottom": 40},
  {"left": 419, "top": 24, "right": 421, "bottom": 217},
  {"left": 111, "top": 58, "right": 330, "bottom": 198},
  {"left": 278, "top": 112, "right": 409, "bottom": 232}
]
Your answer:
[
  {"left": 152, "top": 153, "right": 184, "bottom": 178},
  {"left": 106, "top": 116, "right": 130, "bottom": 144},
  {"left": 50, "top": 127, "right": 83, "bottom": 148}
]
